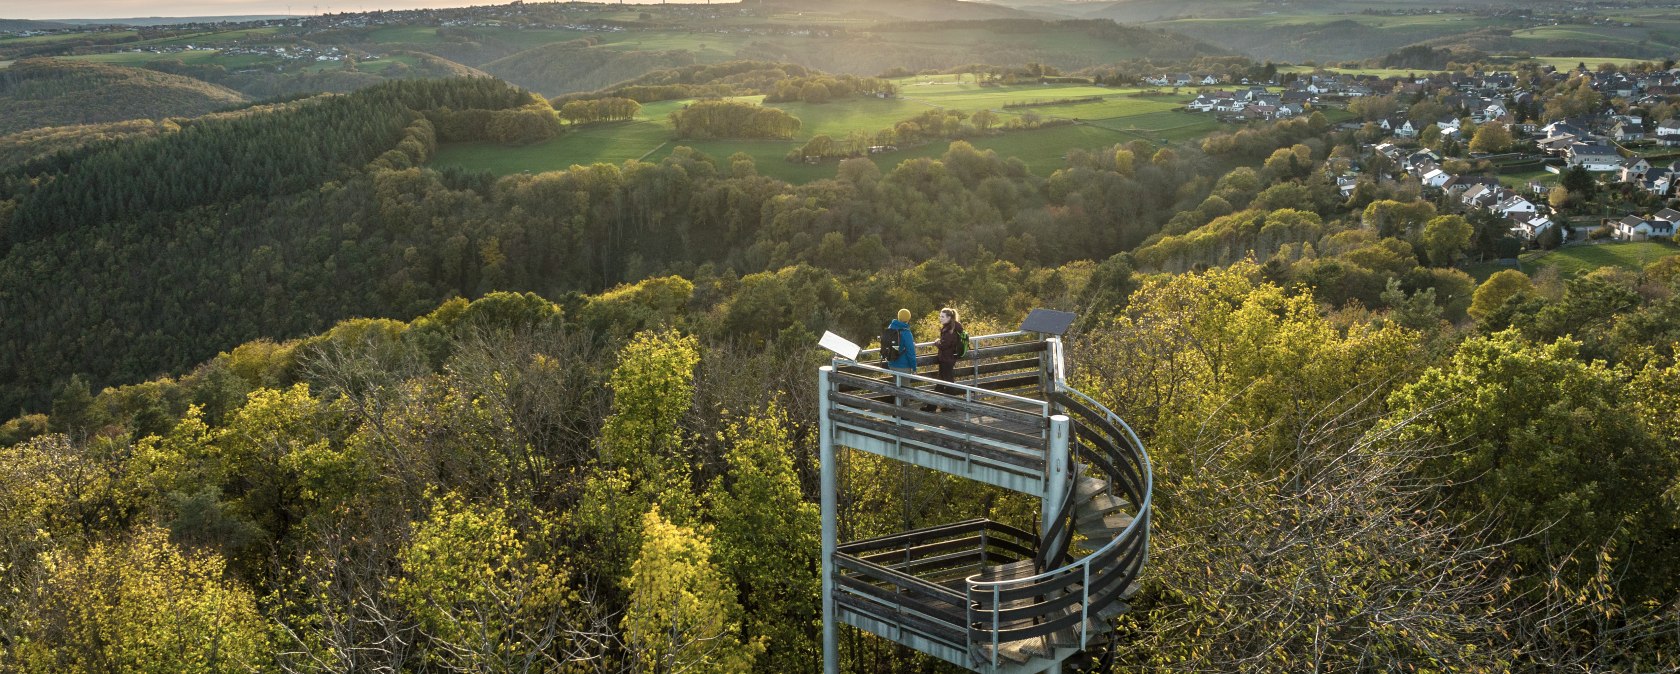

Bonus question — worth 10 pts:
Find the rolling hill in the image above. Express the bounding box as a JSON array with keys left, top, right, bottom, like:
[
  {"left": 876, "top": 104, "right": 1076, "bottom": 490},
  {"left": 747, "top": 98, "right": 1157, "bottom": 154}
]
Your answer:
[
  {"left": 480, "top": 42, "right": 697, "bottom": 97},
  {"left": 0, "top": 58, "right": 247, "bottom": 135}
]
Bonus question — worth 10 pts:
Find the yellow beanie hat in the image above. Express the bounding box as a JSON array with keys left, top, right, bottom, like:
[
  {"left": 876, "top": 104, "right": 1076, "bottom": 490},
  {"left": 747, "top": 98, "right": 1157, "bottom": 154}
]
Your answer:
[{"left": 897, "top": 308, "right": 911, "bottom": 322}]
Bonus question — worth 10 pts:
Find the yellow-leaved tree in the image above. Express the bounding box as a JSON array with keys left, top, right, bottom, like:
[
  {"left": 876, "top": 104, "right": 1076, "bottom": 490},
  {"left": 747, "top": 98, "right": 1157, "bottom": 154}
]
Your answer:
[
  {"left": 15, "top": 525, "right": 270, "bottom": 673},
  {"left": 390, "top": 491, "right": 572, "bottom": 671},
  {"left": 623, "top": 506, "right": 763, "bottom": 674},
  {"left": 705, "top": 401, "right": 820, "bottom": 671},
  {"left": 573, "top": 329, "right": 702, "bottom": 582}
]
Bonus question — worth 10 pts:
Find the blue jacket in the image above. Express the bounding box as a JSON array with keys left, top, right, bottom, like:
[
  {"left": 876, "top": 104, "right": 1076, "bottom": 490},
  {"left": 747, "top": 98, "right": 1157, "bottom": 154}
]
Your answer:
[{"left": 886, "top": 319, "right": 918, "bottom": 369}]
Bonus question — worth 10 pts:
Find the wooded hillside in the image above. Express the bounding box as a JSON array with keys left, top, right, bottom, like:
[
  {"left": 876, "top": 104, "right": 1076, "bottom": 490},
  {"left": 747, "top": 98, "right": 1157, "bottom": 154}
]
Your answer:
[{"left": 0, "top": 59, "right": 248, "bottom": 136}]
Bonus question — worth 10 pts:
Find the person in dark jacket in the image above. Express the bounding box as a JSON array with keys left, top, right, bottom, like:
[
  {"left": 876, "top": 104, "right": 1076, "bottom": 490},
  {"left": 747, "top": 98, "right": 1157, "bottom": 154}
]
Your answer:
[{"left": 923, "top": 307, "right": 963, "bottom": 412}]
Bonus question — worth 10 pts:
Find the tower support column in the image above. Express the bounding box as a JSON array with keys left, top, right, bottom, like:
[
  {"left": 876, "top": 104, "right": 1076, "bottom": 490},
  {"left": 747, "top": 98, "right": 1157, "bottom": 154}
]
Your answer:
[{"left": 819, "top": 366, "right": 839, "bottom": 674}]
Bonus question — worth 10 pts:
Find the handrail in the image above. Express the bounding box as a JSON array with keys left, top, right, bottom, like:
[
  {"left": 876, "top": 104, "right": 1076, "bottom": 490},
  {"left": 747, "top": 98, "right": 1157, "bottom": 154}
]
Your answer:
[
  {"left": 962, "top": 383, "right": 1152, "bottom": 662},
  {"left": 832, "top": 359, "right": 1051, "bottom": 413},
  {"left": 853, "top": 330, "right": 1036, "bottom": 362},
  {"left": 823, "top": 331, "right": 1151, "bottom": 670}
]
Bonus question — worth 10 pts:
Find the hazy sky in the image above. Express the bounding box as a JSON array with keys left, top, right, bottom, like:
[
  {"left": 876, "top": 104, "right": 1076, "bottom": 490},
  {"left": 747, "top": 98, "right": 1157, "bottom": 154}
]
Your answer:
[{"left": 8, "top": 0, "right": 708, "bottom": 21}]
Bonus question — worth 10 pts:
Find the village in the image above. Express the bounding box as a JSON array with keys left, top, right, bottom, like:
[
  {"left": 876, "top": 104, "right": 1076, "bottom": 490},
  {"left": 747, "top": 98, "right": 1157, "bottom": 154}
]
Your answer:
[{"left": 1172, "top": 63, "right": 1680, "bottom": 248}]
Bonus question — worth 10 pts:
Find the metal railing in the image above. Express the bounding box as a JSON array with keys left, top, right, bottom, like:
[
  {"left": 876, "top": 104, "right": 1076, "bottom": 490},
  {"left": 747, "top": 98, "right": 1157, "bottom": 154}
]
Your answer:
[
  {"left": 823, "top": 331, "right": 1153, "bottom": 670},
  {"left": 964, "top": 384, "right": 1152, "bottom": 667},
  {"left": 828, "top": 333, "right": 1057, "bottom": 485}
]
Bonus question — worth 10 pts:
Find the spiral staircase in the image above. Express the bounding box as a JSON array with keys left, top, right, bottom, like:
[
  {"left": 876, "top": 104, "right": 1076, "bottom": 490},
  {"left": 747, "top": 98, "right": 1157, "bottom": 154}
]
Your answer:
[{"left": 818, "top": 330, "right": 1152, "bottom": 674}]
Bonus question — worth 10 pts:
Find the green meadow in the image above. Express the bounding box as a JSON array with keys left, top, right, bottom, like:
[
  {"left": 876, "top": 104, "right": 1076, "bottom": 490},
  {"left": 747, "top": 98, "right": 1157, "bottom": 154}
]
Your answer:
[
  {"left": 56, "top": 49, "right": 225, "bottom": 66},
  {"left": 1517, "top": 56, "right": 1662, "bottom": 70},
  {"left": 431, "top": 81, "right": 1222, "bottom": 183},
  {"left": 1519, "top": 241, "right": 1680, "bottom": 277}
]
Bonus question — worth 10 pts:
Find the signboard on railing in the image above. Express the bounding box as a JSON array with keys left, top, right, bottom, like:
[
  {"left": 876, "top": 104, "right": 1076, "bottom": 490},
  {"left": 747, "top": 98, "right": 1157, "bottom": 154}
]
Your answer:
[{"left": 819, "top": 331, "right": 862, "bottom": 361}]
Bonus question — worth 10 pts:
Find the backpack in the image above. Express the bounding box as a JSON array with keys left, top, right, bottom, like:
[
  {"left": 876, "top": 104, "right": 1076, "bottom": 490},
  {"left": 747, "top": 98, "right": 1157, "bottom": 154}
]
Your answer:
[
  {"left": 956, "top": 329, "right": 970, "bottom": 358},
  {"left": 880, "top": 327, "right": 902, "bottom": 362}
]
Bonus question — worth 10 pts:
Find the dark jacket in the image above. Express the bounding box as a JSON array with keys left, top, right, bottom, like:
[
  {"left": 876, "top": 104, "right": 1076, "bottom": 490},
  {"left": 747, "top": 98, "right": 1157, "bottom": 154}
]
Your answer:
[{"left": 936, "top": 320, "right": 964, "bottom": 367}]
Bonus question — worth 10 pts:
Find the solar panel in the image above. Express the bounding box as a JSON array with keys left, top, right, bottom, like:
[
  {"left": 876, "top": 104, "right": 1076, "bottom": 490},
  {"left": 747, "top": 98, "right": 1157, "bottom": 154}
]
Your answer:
[{"left": 1019, "top": 308, "right": 1076, "bottom": 336}]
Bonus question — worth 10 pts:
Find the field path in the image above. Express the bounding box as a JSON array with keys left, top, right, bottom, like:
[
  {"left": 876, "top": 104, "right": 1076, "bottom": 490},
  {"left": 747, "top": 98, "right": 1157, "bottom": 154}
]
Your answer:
[{"left": 637, "top": 142, "right": 668, "bottom": 162}]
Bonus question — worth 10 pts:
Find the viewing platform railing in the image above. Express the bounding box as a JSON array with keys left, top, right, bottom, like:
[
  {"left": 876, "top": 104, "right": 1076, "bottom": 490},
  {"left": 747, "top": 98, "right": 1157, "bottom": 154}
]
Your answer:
[{"left": 821, "top": 331, "right": 1152, "bottom": 671}]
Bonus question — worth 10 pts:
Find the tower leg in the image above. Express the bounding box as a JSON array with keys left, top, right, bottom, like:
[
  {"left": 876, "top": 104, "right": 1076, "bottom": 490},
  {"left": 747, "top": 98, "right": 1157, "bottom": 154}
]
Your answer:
[{"left": 819, "top": 366, "right": 839, "bottom": 674}]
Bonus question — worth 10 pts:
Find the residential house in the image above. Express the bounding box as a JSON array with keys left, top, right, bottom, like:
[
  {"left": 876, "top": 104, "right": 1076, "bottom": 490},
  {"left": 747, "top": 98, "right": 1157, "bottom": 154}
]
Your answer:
[
  {"left": 1437, "top": 117, "right": 1462, "bottom": 134},
  {"left": 1619, "top": 157, "right": 1652, "bottom": 184},
  {"left": 1649, "top": 171, "right": 1675, "bottom": 198},
  {"left": 1610, "top": 118, "right": 1646, "bottom": 141},
  {"left": 1462, "top": 184, "right": 1500, "bottom": 209},
  {"left": 1380, "top": 118, "right": 1418, "bottom": 138},
  {"left": 1541, "top": 120, "right": 1588, "bottom": 140},
  {"left": 1421, "top": 168, "right": 1451, "bottom": 189},
  {"left": 1615, "top": 214, "right": 1675, "bottom": 241},
  {"left": 1172, "top": 74, "right": 1192, "bottom": 86},
  {"left": 1336, "top": 175, "right": 1360, "bottom": 197},
  {"left": 1495, "top": 194, "right": 1538, "bottom": 219},
  {"left": 1404, "top": 149, "right": 1442, "bottom": 173},
  {"left": 1512, "top": 214, "right": 1559, "bottom": 242},
  {"left": 1657, "top": 118, "right": 1680, "bottom": 146},
  {"left": 1443, "top": 175, "right": 1501, "bottom": 196},
  {"left": 1567, "top": 143, "right": 1623, "bottom": 171},
  {"left": 1200, "top": 74, "right": 1221, "bottom": 85},
  {"left": 1537, "top": 134, "right": 1579, "bottom": 156}
]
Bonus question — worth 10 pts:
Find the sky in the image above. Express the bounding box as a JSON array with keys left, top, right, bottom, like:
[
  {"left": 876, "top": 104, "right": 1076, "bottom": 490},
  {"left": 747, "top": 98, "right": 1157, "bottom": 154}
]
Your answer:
[{"left": 7, "top": 0, "right": 711, "bottom": 21}]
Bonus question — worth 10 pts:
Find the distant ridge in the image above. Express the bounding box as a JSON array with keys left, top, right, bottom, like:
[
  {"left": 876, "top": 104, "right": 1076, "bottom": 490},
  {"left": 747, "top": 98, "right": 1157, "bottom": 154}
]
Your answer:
[
  {"left": 0, "top": 59, "right": 248, "bottom": 136},
  {"left": 0, "top": 19, "right": 74, "bottom": 30},
  {"left": 51, "top": 16, "right": 291, "bottom": 26},
  {"left": 760, "top": 0, "right": 1036, "bottom": 21}
]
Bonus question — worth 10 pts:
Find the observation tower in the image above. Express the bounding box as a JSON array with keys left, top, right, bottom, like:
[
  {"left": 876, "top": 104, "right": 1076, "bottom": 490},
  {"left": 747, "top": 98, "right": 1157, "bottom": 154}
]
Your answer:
[{"left": 818, "top": 313, "right": 1153, "bottom": 674}]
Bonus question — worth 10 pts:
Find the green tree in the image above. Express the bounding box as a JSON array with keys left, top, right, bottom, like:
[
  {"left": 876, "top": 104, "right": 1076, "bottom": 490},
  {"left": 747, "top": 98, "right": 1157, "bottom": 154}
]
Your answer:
[
  {"left": 1468, "top": 123, "right": 1512, "bottom": 154},
  {"left": 1468, "top": 269, "right": 1532, "bottom": 321},
  {"left": 1387, "top": 332, "right": 1679, "bottom": 595},
  {"left": 705, "top": 401, "right": 820, "bottom": 671},
  {"left": 390, "top": 492, "right": 571, "bottom": 670},
  {"left": 1421, "top": 214, "right": 1472, "bottom": 266},
  {"left": 1361, "top": 199, "right": 1436, "bottom": 238},
  {"left": 623, "top": 506, "right": 763, "bottom": 674}
]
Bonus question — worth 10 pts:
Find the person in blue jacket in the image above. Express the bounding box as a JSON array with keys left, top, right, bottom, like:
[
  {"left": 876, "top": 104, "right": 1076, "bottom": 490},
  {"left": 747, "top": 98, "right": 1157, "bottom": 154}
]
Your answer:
[
  {"left": 886, "top": 308, "right": 918, "bottom": 405},
  {"left": 886, "top": 308, "right": 918, "bottom": 372}
]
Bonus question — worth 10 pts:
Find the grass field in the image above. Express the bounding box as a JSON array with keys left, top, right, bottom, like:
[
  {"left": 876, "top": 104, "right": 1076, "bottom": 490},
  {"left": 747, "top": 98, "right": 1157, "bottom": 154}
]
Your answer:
[
  {"left": 1516, "top": 56, "right": 1662, "bottom": 70},
  {"left": 136, "top": 27, "right": 283, "bottom": 47},
  {"left": 56, "top": 49, "right": 224, "bottom": 66},
  {"left": 1516, "top": 241, "right": 1680, "bottom": 277},
  {"left": 431, "top": 81, "right": 1223, "bottom": 183}
]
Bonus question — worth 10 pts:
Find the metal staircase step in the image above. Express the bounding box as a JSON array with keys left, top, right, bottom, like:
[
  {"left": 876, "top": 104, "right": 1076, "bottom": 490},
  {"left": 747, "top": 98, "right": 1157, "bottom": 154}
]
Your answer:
[
  {"left": 1079, "top": 513, "right": 1135, "bottom": 539},
  {"left": 1074, "top": 506, "right": 1127, "bottom": 531},
  {"left": 1076, "top": 494, "right": 1129, "bottom": 516},
  {"left": 972, "top": 640, "right": 1036, "bottom": 666},
  {"left": 1074, "top": 476, "right": 1109, "bottom": 501}
]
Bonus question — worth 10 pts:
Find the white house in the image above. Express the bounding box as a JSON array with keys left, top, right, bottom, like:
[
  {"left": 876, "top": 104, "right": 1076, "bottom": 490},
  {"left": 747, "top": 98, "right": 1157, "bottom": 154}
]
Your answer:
[
  {"left": 1568, "top": 143, "right": 1623, "bottom": 171},
  {"left": 1615, "top": 213, "right": 1676, "bottom": 241},
  {"left": 1421, "top": 168, "right": 1451, "bottom": 188},
  {"left": 1495, "top": 195, "right": 1538, "bottom": 218},
  {"left": 1657, "top": 118, "right": 1680, "bottom": 146},
  {"left": 1512, "top": 214, "right": 1559, "bottom": 242}
]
